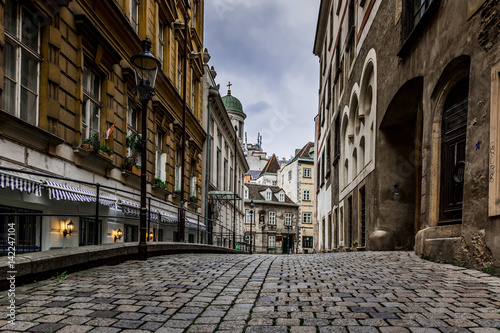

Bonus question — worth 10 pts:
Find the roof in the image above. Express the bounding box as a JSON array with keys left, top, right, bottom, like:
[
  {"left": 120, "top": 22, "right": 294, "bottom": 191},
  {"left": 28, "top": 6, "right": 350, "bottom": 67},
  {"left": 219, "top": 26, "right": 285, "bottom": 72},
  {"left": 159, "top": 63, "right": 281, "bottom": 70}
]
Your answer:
[
  {"left": 259, "top": 154, "right": 281, "bottom": 177},
  {"left": 290, "top": 142, "right": 314, "bottom": 163},
  {"left": 246, "top": 170, "right": 261, "bottom": 180},
  {"left": 222, "top": 89, "right": 244, "bottom": 113},
  {"left": 245, "top": 183, "right": 297, "bottom": 206}
]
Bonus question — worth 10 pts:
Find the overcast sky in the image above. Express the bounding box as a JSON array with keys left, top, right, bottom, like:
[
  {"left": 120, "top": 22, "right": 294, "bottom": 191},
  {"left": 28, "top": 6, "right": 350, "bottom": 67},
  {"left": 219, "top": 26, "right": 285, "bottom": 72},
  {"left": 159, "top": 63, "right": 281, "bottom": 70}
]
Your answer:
[{"left": 204, "top": 0, "right": 320, "bottom": 161}]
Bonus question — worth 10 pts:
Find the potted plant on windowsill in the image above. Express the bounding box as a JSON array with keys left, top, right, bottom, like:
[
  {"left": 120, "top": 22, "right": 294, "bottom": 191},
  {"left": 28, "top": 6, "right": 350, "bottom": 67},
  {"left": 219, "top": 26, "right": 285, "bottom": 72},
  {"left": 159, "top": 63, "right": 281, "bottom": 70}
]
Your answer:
[
  {"left": 189, "top": 196, "right": 198, "bottom": 204},
  {"left": 154, "top": 177, "right": 167, "bottom": 189},
  {"left": 81, "top": 133, "right": 114, "bottom": 160},
  {"left": 124, "top": 155, "right": 140, "bottom": 176},
  {"left": 82, "top": 133, "right": 100, "bottom": 152}
]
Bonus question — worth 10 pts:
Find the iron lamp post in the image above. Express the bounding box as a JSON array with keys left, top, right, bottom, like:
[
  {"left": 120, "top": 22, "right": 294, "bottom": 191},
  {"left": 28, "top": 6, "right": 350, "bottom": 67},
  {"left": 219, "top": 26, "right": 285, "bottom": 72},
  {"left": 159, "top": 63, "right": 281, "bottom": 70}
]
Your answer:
[
  {"left": 249, "top": 200, "right": 254, "bottom": 254},
  {"left": 130, "top": 37, "right": 161, "bottom": 260}
]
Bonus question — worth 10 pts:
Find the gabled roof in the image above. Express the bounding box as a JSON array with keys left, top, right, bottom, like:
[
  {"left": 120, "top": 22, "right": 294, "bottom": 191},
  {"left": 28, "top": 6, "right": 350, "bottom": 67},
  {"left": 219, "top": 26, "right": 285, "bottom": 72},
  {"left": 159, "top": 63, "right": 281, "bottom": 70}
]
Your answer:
[
  {"left": 290, "top": 142, "right": 314, "bottom": 163},
  {"left": 259, "top": 154, "right": 280, "bottom": 177},
  {"left": 245, "top": 183, "right": 296, "bottom": 205}
]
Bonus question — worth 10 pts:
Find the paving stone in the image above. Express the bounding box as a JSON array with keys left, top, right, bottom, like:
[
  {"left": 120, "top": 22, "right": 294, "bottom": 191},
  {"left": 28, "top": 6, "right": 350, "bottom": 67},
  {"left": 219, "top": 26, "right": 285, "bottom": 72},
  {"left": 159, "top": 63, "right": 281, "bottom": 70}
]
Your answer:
[
  {"left": 0, "top": 252, "right": 499, "bottom": 333},
  {"left": 28, "top": 322, "right": 66, "bottom": 332},
  {"left": 55, "top": 324, "right": 92, "bottom": 333}
]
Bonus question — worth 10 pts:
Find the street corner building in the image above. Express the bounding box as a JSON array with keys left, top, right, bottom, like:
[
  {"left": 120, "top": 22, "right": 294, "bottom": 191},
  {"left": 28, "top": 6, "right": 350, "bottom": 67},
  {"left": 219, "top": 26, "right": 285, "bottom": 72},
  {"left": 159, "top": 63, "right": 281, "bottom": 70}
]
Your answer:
[
  {"left": 0, "top": 0, "right": 215, "bottom": 253},
  {"left": 243, "top": 183, "right": 299, "bottom": 254},
  {"left": 313, "top": 0, "right": 500, "bottom": 268}
]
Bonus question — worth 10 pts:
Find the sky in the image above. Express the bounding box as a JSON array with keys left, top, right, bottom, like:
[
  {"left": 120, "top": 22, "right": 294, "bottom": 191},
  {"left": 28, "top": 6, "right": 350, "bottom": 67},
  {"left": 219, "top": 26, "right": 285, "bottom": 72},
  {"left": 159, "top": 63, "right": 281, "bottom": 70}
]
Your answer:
[{"left": 204, "top": 0, "right": 321, "bottom": 161}]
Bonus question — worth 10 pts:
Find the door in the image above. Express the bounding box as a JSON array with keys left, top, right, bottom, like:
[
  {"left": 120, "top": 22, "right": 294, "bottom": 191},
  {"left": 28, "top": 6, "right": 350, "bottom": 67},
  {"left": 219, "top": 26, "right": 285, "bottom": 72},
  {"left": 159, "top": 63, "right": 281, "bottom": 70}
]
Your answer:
[{"left": 440, "top": 78, "right": 468, "bottom": 223}]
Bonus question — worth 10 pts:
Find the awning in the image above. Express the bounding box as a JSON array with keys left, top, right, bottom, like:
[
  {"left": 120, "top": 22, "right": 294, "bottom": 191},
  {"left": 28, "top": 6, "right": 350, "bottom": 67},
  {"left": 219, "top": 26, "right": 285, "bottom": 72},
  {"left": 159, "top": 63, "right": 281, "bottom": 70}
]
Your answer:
[
  {"left": 160, "top": 211, "right": 178, "bottom": 224},
  {"left": 119, "top": 200, "right": 160, "bottom": 221},
  {"left": 208, "top": 191, "right": 241, "bottom": 201},
  {"left": 45, "top": 181, "right": 117, "bottom": 207},
  {"left": 186, "top": 217, "right": 206, "bottom": 231},
  {"left": 0, "top": 170, "right": 42, "bottom": 196}
]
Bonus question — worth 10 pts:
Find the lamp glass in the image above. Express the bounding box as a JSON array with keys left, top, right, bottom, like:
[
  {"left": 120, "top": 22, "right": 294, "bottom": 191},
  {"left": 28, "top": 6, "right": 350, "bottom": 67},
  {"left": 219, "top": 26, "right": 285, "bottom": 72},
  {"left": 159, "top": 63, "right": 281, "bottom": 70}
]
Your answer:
[{"left": 130, "top": 38, "right": 161, "bottom": 95}]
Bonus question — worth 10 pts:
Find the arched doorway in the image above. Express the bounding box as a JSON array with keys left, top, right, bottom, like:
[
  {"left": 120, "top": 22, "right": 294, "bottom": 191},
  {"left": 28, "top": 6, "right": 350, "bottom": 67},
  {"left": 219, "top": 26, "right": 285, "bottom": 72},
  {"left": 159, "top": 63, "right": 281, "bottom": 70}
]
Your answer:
[
  {"left": 374, "top": 77, "right": 423, "bottom": 250},
  {"left": 439, "top": 78, "right": 469, "bottom": 224}
]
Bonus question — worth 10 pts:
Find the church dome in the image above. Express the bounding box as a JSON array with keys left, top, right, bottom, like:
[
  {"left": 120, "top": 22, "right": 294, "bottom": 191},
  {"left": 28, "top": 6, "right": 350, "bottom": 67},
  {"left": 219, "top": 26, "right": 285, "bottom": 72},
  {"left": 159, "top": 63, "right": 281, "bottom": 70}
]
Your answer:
[{"left": 222, "top": 85, "right": 244, "bottom": 113}]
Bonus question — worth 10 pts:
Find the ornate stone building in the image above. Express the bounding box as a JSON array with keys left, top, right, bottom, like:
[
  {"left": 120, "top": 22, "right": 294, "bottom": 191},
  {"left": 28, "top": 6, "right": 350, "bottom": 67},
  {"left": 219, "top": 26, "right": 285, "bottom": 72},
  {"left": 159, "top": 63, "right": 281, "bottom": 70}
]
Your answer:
[
  {"left": 201, "top": 58, "right": 249, "bottom": 248},
  {"left": 0, "top": 0, "right": 207, "bottom": 253},
  {"left": 314, "top": 0, "right": 500, "bottom": 269}
]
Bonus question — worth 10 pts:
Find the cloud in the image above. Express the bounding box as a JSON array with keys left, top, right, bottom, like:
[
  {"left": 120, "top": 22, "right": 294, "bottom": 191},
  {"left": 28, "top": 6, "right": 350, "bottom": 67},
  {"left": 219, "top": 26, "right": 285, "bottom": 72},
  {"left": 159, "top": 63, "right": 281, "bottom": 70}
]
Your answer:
[{"left": 205, "top": 0, "right": 320, "bottom": 159}]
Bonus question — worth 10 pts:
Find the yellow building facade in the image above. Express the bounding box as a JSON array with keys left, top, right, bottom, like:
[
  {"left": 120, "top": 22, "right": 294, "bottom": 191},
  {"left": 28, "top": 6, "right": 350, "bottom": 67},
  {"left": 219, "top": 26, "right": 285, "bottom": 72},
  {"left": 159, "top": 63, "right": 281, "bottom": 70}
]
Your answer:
[{"left": 0, "top": 0, "right": 207, "bottom": 251}]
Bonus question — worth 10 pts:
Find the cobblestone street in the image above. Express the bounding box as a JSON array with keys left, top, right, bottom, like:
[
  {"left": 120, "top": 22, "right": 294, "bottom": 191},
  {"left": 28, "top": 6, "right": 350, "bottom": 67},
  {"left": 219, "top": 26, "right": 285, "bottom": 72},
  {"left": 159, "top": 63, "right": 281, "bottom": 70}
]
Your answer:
[{"left": 1, "top": 252, "right": 499, "bottom": 332}]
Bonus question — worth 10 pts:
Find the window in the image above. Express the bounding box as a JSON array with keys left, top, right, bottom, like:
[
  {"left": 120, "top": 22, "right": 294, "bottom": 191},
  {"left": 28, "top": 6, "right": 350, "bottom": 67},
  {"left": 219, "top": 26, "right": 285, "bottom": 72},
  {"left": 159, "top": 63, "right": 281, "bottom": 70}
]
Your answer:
[
  {"left": 285, "top": 213, "right": 292, "bottom": 226},
  {"left": 2, "top": 0, "right": 41, "bottom": 126},
  {"left": 223, "top": 159, "right": 228, "bottom": 191},
  {"left": 158, "top": 21, "right": 164, "bottom": 67},
  {"left": 190, "top": 159, "right": 197, "bottom": 197},
  {"left": 303, "top": 212, "right": 312, "bottom": 224},
  {"left": 265, "top": 191, "right": 272, "bottom": 201},
  {"left": 326, "top": 134, "right": 331, "bottom": 172},
  {"left": 400, "top": 0, "right": 438, "bottom": 52},
  {"left": 245, "top": 209, "right": 254, "bottom": 224},
  {"left": 82, "top": 66, "right": 101, "bottom": 140},
  {"left": 334, "top": 114, "right": 341, "bottom": 163},
  {"left": 79, "top": 218, "right": 101, "bottom": 246},
  {"left": 124, "top": 224, "right": 138, "bottom": 242},
  {"left": 303, "top": 236, "right": 313, "bottom": 248},
  {"left": 0, "top": 205, "right": 41, "bottom": 255},
  {"left": 278, "top": 193, "right": 285, "bottom": 202},
  {"left": 216, "top": 149, "right": 221, "bottom": 188},
  {"left": 177, "top": 53, "right": 183, "bottom": 92},
  {"left": 229, "top": 167, "right": 233, "bottom": 192},
  {"left": 272, "top": 180, "right": 277, "bottom": 186},
  {"left": 127, "top": 99, "right": 140, "bottom": 164},
  {"left": 155, "top": 132, "right": 166, "bottom": 182},
  {"left": 244, "top": 187, "right": 249, "bottom": 199},
  {"left": 130, "top": 0, "right": 139, "bottom": 33},
  {"left": 410, "top": 0, "right": 434, "bottom": 31},
  {"left": 191, "top": 80, "right": 196, "bottom": 111},
  {"left": 269, "top": 211, "right": 276, "bottom": 225},
  {"left": 304, "top": 168, "right": 311, "bottom": 178},
  {"left": 268, "top": 235, "right": 276, "bottom": 248},
  {"left": 303, "top": 190, "right": 310, "bottom": 201},
  {"left": 175, "top": 148, "right": 182, "bottom": 191}
]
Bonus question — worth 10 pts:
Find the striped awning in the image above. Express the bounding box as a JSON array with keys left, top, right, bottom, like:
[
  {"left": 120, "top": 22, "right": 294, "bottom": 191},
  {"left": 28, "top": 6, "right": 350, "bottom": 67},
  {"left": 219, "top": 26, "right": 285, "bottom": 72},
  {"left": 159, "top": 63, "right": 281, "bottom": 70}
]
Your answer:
[
  {"left": 45, "top": 181, "right": 117, "bottom": 207},
  {"left": 160, "top": 211, "right": 178, "bottom": 224},
  {"left": 0, "top": 170, "right": 42, "bottom": 196},
  {"left": 186, "top": 217, "right": 206, "bottom": 231},
  {"left": 119, "top": 200, "right": 160, "bottom": 221}
]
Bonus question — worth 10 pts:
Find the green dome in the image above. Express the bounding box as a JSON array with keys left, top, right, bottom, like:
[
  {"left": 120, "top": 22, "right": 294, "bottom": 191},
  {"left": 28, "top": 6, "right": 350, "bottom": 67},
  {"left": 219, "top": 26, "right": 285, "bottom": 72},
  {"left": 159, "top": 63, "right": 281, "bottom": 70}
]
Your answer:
[{"left": 222, "top": 90, "right": 244, "bottom": 113}]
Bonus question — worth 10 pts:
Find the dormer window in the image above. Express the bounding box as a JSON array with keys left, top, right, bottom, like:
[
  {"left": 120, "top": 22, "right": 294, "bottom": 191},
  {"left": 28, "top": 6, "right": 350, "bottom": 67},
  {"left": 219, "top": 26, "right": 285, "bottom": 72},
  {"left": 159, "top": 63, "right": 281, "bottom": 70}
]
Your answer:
[
  {"left": 265, "top": 191, "right": 272, "bottom": 201},
  {"left": 278, "top": 193, "right": 285, "bottom": 202}
]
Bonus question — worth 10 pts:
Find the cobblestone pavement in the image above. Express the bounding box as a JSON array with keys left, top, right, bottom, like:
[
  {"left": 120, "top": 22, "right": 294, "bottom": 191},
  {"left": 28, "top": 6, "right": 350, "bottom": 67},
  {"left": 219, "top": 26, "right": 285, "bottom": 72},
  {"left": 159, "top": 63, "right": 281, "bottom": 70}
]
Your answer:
[{"left": 1, "top": 252, "right": 500, "bottom": 332}]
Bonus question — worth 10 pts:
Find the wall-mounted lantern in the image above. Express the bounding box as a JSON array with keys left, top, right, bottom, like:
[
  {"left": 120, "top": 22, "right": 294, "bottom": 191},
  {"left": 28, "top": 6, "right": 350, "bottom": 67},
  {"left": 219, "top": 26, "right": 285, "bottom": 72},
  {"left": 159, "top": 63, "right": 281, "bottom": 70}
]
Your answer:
[
  {"left": 63, "top": 221, "right": 74, "bottom": 237},
  {"left": 114, "top": 228, "right": 123, "bottom": 242}
]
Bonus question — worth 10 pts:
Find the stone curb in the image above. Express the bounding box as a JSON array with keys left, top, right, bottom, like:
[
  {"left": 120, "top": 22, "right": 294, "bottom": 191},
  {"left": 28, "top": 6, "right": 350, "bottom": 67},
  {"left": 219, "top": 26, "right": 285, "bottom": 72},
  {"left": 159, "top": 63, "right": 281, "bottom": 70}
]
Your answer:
[{"left": 0, "top": 242, "right": 243, "bottom": 290}]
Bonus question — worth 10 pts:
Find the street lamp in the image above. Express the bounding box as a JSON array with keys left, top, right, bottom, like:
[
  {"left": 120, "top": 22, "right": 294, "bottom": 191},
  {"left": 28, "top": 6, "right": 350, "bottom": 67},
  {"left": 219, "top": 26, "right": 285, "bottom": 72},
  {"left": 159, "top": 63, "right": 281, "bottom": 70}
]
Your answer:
[
  {"left": 249, "top": 200, "right": 254, "bottom": 254},
  {"left": 130, "top": 37, "right": 161, "bottom": 260}
]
